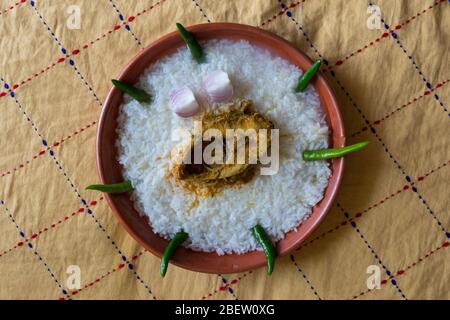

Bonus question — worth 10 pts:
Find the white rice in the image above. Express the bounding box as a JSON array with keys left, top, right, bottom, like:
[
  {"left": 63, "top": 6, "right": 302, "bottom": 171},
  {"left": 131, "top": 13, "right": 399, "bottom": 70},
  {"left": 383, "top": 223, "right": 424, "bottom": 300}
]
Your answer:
[{"left": 116, "top": 40, "right": 330, "bottom": 255}]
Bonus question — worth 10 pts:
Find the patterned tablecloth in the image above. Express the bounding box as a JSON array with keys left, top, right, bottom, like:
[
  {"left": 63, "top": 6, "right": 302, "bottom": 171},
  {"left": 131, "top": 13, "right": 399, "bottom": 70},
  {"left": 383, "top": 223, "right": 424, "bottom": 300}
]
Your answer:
[{"left": 0, "top": 0, "right": 448, "bottom": 300}]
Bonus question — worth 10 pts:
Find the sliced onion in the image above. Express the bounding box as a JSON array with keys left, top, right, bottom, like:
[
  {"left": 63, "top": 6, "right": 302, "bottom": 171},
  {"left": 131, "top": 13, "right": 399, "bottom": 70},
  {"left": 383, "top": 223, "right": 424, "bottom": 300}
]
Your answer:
[
  {"left": 203, "top": 70, "right": 234, "bottom": 103},
  {"left": 169, "top": 86, "right": 200, "bottom": 118}
]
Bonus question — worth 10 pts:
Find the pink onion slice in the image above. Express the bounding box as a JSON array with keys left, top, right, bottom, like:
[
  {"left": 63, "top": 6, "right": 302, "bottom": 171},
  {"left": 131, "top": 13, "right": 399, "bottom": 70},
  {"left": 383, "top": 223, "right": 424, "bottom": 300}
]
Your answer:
[
  {"left": 203, "top": 70, "right": 234, "bottom": 103},
  {"left": 169, "top": 86, "right": 200, "bottom": 118}
]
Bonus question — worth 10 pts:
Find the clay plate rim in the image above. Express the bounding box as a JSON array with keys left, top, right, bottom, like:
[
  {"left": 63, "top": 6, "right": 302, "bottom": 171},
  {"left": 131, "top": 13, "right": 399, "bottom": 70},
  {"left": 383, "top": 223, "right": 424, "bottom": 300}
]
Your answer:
[{"left": 96, "top": 23, "right": 345, "bottom": 274}]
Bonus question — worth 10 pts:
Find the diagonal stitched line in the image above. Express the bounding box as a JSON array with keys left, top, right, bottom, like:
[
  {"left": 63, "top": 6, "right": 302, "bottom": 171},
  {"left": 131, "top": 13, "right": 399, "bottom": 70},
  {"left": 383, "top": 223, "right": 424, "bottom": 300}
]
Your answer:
[
  {"left": 24, "top": 2, "right": 158, "bottom": 298},
  {"left": 296, "top": 158, "right": 450, "bottom": 252},
  {"left": 107, "top": 0, "right": 144, "bottom": 48},
  {"left": 191, "top": 0, "right": 211, "bottom": 22},
  {"left": 278, "top": 0, "right": 330, "bottom": 66},
  {"left": 0, "top": 119, "right": 97, "bottom": 179},
  {"left": 351, "top": 240, "right": 449, "bottom": 299},
  {"left": 0, "top": 199, "right": 71, "bottom": 299},
  {"left": 200, "top": 232, "right": 450, "bottom": 300},
  {"left": 29, "top": 1, "right": 102, "bottom": 107},
  {"left": 260, "top": 0, "right": 305, "bottom": 27},
  {"left": 0, "top": 198, "right": 101, "bottom": 260},
  {"left": 337, "top": 203, "right": 407, "bottom": 299},
  {"left": 0, "top": 0, "right": 168, "bottom": 98},
  {"left": 330, "top": 73, "right": 449, "bottom": 237},
  {"left": 279, "top": 0, "right": 449, "bottom": 298},
  {"left": 60, "top": 250, "right": 153, "bottom": 299},
  {"left": 192, "top": 10, "right": 239, "bottom": 300},
  {"left": 5, "top": 80, "right": 155, "bottom": 298},
  {"left": 369, "top": 2, "right": 450, "bottom": 117},
  {"left": 198, "top": 2, "right": 450, "bottom": 300},
  {"left": 201, "top": 272, "right": 252, "bottom": 300},
  {"left": 277, "top": 0, "right": 407, "bottom": 295},
  {"left": 290, "top": 254, "right": 321, "bottom": 299},
  {"left": 351, "top": 78, "right": 450, "bottom": 137},
  {"left": 0, "top": 0, "right": 27, "bottom": 16},
  {"left": 218, "top": 274, "right": 239, "bottom": 300},
  {"left": 323, "top": 0, "right": 447, "bottom": 72}
]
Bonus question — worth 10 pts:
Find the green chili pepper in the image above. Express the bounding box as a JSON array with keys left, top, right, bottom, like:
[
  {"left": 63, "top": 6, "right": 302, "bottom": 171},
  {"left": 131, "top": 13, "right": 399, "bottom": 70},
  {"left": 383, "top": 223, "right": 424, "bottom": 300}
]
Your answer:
[
  {"left": 251, "top": 225, "right": 276, "bottom": 275},
  {"left": 295, "top": 59, "right": 322, "bottom": 92},
  {"left": 112, "top": 79, "right": 152, "bottom": 103},
  {"left": 86, "top": 181, "right": 134, "bottom": 193},
  {"left": 160, "top": 230, "right": 189, "bottom": 277},
  {"left": 303, "top": 141, "right": 370, "bottom": 161},
  {"left": 176, "top": 23, "right": 205, "bottom": 63}
]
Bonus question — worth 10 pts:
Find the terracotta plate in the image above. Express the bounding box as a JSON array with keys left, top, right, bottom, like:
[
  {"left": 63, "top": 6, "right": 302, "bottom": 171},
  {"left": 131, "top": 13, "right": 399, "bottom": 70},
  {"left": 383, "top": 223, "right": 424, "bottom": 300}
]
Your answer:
[{"left": 96, "top": 23, "right": 345, "bottom": 274}]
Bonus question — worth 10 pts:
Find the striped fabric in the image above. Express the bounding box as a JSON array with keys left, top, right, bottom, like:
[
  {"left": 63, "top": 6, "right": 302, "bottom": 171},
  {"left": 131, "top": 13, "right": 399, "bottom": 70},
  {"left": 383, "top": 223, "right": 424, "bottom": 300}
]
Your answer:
[{"left": 0, "top": 0, "right": 448, "bottom": 299}]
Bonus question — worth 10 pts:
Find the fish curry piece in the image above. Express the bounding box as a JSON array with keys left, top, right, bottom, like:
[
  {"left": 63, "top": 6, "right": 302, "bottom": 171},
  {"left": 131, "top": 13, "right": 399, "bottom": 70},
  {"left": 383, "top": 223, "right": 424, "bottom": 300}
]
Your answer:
[{"left": 172, "top": 100, "right": 275, "bottom": 195}]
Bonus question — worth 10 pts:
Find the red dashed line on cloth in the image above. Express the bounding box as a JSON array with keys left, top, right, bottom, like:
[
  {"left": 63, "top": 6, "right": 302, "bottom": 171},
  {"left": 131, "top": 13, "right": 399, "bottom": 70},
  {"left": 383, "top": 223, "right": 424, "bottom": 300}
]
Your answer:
[
  {"left": 296, "top": 187, "right": 406, "bottom": 251},
  {"left": 0, "top": 0, "right": 26, "bottom": 16},
  {"left": 416, "top": 160, "right": 450, "bottom": 183},
  {"left": 201, "top": 271, "right": 252, "bottom": 300},
  {"left": 0, "top": 198, "right": 102, "bottom": 259},
  {"left": 50, "top": 159, "right": 448, "bottom": 299},
  {"left": 260, "top": 0, "right": 305, "bottom": 27},
  {"left": 352, "top": 240, "right": 449, "bottom": 299},
  {"left": 296, "top": 159, "right": 450, "bottom": 251},
  {"left": 61, "top": 250, "right": 146, "bottom": 299},
  {"left": 0, "top": 120, "right": 97, "bottom": 178},
  {"left": 191, "top": 0, "right": 212, "bottom": 22},
  {"left": 0, "top": 0, "right": 167, "bottom": 97},
  {"left": 351, "top": 79, "right": 450, "bottom": 137},
  {"left": 323, "top": 0, "right": 446, "bottom": 72}
]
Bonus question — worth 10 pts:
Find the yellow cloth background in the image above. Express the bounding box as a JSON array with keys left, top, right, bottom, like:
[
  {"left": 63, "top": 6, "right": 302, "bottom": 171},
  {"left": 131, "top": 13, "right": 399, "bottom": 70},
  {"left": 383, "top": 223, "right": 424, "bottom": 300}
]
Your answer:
[{"left": 0, "top": 0, "right": 448, "bottom": 300}]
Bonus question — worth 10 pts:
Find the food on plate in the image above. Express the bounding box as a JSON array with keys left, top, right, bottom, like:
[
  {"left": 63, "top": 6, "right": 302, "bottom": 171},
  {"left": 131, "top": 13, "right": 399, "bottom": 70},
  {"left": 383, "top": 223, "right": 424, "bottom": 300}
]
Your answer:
[
  {"left": 171, "top": 99, "right": 274, "bottom": 196},
  {"left": 160, "top": 230, "right": 189, "bottom": 277},
  {"left": 303, "top": 141, "right": 369, "bottom": 161},
  {"left": 176, "top": 23, "right": 205, "bottom": 63},
  {"left": 86, "top": 181, "right": 133, "bottom": 193},
  {"left": 295, "top": 59, "right": 322, "bottom": 93},
  {"left": 169, "top": 86, "right": 201, "bottom": 117},
  {"left": 203, "top": 70, "right": 234, "bottom": 103},
  {"left": 115, "top": 37, "right": 332, "bottom": 261},
  {"left": 111, "top": 79, "right": 152, "bottom": 103},
  {"left": 251, "top": 225, "right": 276, "bottom": 275},
  {"left": 89, "top": 24, "right": 369, "bottom": 276}
]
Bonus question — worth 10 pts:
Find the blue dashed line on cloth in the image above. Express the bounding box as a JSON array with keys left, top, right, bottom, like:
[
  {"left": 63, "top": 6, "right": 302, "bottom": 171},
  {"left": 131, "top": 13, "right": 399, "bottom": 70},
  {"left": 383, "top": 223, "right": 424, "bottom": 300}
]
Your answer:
[
  {"left": 191, "top": 0, "right": 212, "bottom": 23},
  {"left": 330, "top": 73, "right": 448, "bottom": 237},
  {"left": 219, "top": 274, "right": 239, "bottom": 299},
  {"left": 337, "top": 203, "right": 407, "bottom": 299},
  {"left": 290, "top": 254, "right": 322, "bottom": 299},
  {"left": 108, "top": 0, "right": 143, "bottom": 48},
  {"left": 278, "top": 0, "right": 329, "bottom": 66},
  {"left": 29, "top": 1, "right": 102, "bottom": 107},
  {"left": 369, "top": 2, "right": 450, "bottom": 117},
  {"left": 7, "top": 88, "right": 155, "bottom": 298},
  {"left": 281, "top": 0, "right": 449, "bottom": 268},
  {"left": 0, "top": 200, "right": 71, "bottom": 299},
  {"left": 70, "top": 62, "right": 102, "bottom": 106},
  {"left": 132, "top": 270, "right": 157, "bottom": 299}
]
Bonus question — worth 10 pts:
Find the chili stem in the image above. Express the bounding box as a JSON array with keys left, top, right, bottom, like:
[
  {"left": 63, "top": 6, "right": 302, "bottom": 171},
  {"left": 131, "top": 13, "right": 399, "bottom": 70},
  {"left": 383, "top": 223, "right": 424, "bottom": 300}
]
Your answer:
[
  {"left": 303, "top": 141, "right": 370, "bottom": 161},
  {"left": 112, "top": 79, "right": 152, "bottom": 103},
  {"left": 86, "top": 181, "right": 133, "bottom": 193},
  {"left": 251, "top": 225, "right": 276, "bottom": 275},
  {"left": 160, "top": 230, "right": 189, "bottom": 277},
  {"left": 176, "top": 23, "right": 205, "bottom": 63},
  {"left": 295, "top": 59, "right": 322, "bottom": 92}
]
